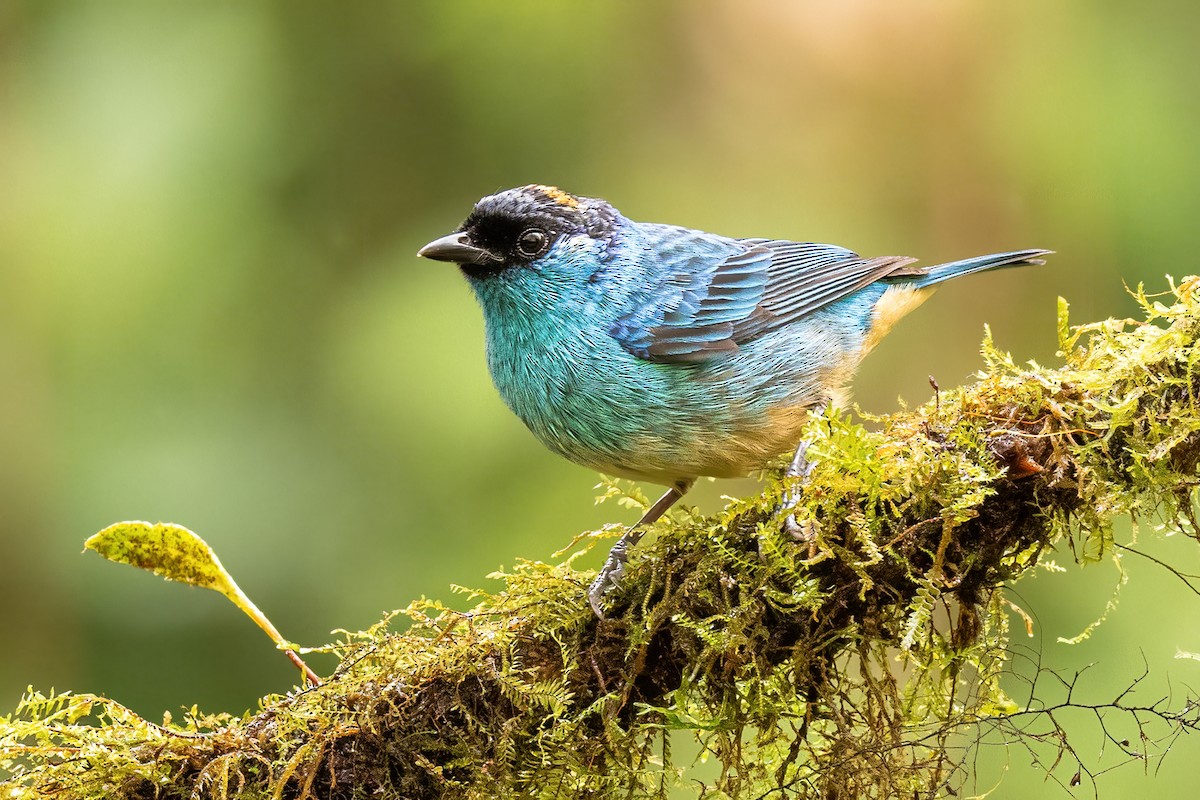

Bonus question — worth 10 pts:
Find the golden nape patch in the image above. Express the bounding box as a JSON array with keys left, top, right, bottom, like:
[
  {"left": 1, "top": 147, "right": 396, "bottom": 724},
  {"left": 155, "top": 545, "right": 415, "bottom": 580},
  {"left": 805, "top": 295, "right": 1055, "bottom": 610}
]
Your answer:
[
  {"left": 862, "top": 284, "right": 935, "bottom": 355},
  {"left": 530, "top": 185, "right": 579, "bottom": 208}
]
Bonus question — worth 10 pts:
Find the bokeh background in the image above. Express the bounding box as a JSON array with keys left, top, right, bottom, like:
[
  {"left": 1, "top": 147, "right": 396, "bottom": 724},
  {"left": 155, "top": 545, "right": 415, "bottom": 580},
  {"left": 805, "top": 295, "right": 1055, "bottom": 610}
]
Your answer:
[{"left": 3, "top": 1, "right": 1200, "bottom": 795}]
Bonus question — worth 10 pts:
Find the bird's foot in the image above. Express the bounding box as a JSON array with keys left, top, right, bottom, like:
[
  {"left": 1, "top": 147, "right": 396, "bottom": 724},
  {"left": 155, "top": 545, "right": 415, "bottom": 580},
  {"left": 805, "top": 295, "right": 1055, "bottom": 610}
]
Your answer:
[
  {"left": 771, "top": 436, "right": 820, "bottom": 555},
  {"left": 783, "top": 514, "right": 812, "bottom": 541},
  {"left": 781, "top": 438, "right": 817, "bottom": 536},
  {"left": 587, "top": 480, "right": 692, "bottom": 618},
  {"left": 588, "top": 541, "right": 630, "bottom": 619}
]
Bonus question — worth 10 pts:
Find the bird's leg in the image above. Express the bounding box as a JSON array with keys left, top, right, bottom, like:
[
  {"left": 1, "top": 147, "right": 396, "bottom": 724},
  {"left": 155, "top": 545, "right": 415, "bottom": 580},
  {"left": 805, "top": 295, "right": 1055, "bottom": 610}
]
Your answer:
[
  {"left": 588, "top": 479, "right": 693, "bottom": 618},
  {"left": 786, "top": 437, "right": 818, "bottom": 482},
  {"left": 781, "top": 405, "right": 827, "bottom": 542}
]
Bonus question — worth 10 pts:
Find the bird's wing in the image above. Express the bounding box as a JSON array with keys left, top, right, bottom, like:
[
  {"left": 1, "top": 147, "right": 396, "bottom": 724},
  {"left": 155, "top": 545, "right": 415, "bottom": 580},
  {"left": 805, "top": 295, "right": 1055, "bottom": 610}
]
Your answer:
[{"left": 610, "top": 237, "right": 917, "bottom": 364}]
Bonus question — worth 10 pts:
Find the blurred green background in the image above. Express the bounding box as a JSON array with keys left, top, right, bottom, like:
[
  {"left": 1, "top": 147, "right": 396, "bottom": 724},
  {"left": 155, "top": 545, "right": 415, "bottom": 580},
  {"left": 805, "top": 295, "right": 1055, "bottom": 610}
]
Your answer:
[{"left": 3, "top": 1, "right": 1199, "bottom": 795}]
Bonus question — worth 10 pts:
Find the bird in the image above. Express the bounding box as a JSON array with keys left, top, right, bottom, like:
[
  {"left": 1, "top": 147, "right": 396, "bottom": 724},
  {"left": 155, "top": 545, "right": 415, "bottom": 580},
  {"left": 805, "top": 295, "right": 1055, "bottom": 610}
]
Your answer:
[{"left": 418, "top": 184, "right": 1049, "bottom": 616}]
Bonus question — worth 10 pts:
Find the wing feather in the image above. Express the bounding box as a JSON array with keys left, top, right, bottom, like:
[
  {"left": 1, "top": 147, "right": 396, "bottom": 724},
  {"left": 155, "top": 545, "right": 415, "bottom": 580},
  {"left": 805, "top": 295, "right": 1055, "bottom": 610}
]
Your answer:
[{"left": 611, "top": 236, "right": 916, "bottom": 364}]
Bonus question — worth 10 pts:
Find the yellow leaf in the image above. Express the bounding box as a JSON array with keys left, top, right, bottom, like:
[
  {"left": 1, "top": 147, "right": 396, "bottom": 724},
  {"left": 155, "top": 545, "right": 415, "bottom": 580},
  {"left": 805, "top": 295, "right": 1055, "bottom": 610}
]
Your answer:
[
  {"left": 84, "top": 521, "right": 321, "bottom": 686},
  {"left": 85, "top": 521, "right": 237, "bottom": 596}
]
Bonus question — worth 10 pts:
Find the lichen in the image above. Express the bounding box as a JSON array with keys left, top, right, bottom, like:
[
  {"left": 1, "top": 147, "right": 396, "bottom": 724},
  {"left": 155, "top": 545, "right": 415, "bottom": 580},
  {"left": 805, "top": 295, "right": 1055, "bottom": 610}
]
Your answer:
[{"left": 4, "top": 277, "right": 1200, "bottom": 799}]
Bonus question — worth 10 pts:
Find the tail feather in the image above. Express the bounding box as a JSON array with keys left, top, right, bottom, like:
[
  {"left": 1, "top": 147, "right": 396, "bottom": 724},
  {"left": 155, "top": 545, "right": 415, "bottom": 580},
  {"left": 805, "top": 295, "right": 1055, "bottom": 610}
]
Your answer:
[{"left": 893, "top": 248, "right": 1051, "bottom": 290}]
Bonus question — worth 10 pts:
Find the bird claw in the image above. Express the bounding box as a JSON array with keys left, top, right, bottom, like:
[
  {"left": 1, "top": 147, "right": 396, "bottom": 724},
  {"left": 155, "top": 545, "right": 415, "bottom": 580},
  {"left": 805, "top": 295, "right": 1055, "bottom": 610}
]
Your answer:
[
  {"left": 588, "top": 551, "right": 627, "bottom": 619},
  {"left": 784, "top": 513, "right": 820, "bottom": 560},
  {"left": 783, "top": 513, "right": 811, "bottom": 541}
]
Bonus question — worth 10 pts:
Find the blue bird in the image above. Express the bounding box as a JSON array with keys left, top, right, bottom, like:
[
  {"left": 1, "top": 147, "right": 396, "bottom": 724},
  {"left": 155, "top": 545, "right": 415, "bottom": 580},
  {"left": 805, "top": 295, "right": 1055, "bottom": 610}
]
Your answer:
[{"left": 418, "top": 184, "right": 1048, "bottom": 616}]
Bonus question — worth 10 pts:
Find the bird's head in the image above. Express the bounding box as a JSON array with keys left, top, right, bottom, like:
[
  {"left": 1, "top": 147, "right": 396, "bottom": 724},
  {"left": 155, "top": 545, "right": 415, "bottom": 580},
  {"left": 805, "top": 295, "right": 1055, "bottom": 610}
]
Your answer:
[{"left": 418, "top": 185, "right": 619, "bottom": 279}]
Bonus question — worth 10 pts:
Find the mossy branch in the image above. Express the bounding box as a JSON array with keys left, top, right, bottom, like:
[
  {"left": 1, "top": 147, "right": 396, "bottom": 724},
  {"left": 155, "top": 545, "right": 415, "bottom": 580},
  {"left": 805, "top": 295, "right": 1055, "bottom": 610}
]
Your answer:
[{"left": 5, "top": 278, "right": 1200, "bottom": 799}]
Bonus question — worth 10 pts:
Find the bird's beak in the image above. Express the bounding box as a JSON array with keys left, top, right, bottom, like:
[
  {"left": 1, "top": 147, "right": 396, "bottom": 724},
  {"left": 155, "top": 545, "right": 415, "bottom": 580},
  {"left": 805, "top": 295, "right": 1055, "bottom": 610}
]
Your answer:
[{"left": 417, "top": 232, "right": 501, "bottom": 267}]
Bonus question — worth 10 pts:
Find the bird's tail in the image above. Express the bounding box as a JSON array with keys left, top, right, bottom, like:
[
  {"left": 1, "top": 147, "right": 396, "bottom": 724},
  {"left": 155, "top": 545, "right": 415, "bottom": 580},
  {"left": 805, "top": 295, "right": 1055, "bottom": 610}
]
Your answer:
[{"left": 891, "top": 249, "right": 1052, "bottom": 290}]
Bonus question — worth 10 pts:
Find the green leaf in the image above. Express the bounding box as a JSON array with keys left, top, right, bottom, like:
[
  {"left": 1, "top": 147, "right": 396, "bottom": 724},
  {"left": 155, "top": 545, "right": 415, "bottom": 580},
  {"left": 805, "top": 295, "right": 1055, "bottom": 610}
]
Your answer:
[
  {"left": 1056, "top": 295, "right": 1071, "bottom": 353},
  {"left": 85, "top": 521, "right": 238, "bottom": 596}
]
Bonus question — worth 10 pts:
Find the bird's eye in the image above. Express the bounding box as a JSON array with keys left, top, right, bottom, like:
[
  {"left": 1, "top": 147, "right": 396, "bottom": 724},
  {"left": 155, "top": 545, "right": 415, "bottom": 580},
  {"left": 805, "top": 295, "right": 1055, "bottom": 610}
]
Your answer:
[{"left": 516, "top": 228, "right": 548, "bottom": 257}]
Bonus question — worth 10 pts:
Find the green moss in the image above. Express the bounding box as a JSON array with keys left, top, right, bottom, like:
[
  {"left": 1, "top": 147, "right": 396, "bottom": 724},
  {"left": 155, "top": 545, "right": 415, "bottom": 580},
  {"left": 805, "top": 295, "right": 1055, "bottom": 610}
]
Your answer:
[{"left": 5, "top": 277, "right": 1200, "bottom": 799}]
